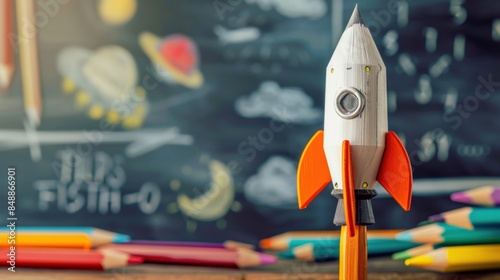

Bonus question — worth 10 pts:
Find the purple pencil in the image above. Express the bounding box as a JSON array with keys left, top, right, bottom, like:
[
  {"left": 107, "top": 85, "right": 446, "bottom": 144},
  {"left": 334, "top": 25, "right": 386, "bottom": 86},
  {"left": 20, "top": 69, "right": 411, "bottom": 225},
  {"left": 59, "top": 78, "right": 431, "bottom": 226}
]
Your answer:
[
  {"left": 451, "top": 186, "right": 500, "bottom": 207},
  {"left": 128, "top": 240, "right": 255, "bottom": 250}
]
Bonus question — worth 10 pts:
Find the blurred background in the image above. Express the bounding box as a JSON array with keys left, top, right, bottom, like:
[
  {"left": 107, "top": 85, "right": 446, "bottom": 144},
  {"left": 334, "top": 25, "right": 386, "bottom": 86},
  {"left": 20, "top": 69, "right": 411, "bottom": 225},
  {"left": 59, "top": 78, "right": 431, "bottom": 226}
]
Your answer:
[{"left": 0, "top": 0, "right": 499, "bottom": 245}]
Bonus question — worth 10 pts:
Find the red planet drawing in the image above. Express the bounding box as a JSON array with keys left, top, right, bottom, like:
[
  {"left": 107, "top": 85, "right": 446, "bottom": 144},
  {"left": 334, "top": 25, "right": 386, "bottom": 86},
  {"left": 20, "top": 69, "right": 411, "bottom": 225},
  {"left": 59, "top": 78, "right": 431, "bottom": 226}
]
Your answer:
[{"left": 139, "top": 32, "right": 203, "bottom": 89}]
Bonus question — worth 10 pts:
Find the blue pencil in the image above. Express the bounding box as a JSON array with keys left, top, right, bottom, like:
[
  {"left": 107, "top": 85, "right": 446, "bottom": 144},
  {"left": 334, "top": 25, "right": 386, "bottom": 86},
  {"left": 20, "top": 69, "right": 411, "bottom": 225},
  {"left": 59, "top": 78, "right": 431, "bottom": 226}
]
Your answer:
[{"left": 279, "top": 238, "right": 417, "bottom": 261}]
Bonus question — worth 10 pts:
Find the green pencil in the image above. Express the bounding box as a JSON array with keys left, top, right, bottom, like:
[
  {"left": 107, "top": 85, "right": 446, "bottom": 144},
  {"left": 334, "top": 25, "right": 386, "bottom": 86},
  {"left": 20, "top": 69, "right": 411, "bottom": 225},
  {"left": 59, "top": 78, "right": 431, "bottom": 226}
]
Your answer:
[
  {"left": 279, "top": 239, "right": 417, "bottom": 261},
  {"left": 396, "top": 223, "right": 500, "bottom": 245},
  {"left": 392, "top": 244, "right": 443, "bottom": 260},
  {"left": 428, "top": 207, "right": 500, "bottom": 229}
]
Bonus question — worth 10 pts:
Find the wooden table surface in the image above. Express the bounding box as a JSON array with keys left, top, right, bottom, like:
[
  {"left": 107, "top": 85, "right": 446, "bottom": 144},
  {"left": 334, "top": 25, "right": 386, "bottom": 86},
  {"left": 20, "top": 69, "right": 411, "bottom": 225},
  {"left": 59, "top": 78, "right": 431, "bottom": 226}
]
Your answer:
[{"left": 1, "top": 257, "right": 500, "bottom": 280}]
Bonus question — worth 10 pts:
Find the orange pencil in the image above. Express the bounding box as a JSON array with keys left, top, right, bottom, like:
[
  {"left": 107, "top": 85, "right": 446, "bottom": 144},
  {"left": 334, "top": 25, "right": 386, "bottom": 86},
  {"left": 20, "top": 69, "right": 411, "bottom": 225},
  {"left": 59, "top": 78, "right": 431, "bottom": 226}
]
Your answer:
[
  {"left": 16, "top": 0, "right": 42, "bottom": 126},
  {"left": 0, "top": 229, "right": 129, "bottom": 248},
  {"left": 0, "top": 0, "right": 14, "bottom": 92},
  {"left": 0, "top": 248, "right": 142, "bottom": 270}
]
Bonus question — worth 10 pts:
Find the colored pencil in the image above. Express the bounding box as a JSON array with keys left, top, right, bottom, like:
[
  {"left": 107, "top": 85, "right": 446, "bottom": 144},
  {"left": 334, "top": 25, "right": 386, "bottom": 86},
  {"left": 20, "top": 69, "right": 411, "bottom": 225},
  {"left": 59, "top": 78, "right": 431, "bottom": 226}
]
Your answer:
[
  {"left": 260, "top": 229, "right": 402, "bottom": 250},
  {"left": 103, "top": 244, "right": 276, "bottom": 268},
  {"left": 428, "top": 207, "right": 500, "bottom": 229},
  {"left": 451, "top": 186, "right": 500, "bottom": 206},
  {"left": 392, "top": 244, "right": 442, "bottom": 260},
  {"left": 395, "top": 223, "right": 500, "bottom": 245},
  {"left": 284, "top": 234, "right": 410, "bottom": 250},
  {"left": 128, "top": 240, "right": 254, "bottom": 250},
  {"left": 2, "top": 226, "right": 131, "bottom": 242},
  {"left": 340, "top": 225, "right": 366, "bottom": 280},
  {"left": 0, "top": 227, "right": 130, "bottom": 248},
  {"left": 279, "top": 238, "right": 417, "bottom": 261},
  {"left": 0, "top": 0, "right": 14, "bottom": 92},
  {"left": 404, "top": 244, "right": 500, "bottom": 272},
  {"left": 0, "top": 248, "right": 142, "bottom": 270},
  {"left": 16, "top": 0, "right": 42, "bottom": 126}
]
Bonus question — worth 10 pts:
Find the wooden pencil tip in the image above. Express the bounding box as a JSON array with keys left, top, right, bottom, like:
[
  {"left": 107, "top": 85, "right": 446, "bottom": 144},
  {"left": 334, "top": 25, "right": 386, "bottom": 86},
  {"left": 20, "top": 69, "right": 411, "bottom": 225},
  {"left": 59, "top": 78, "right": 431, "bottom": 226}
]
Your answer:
[
  {"left": 224, "top": 240, "right": 255, "bottom": 250},
  {"left": 0, "top": 65, "right": 15, "bottom": 93},
  {"left": 346, "top": 4, "right": 365, "bottom": 29}
]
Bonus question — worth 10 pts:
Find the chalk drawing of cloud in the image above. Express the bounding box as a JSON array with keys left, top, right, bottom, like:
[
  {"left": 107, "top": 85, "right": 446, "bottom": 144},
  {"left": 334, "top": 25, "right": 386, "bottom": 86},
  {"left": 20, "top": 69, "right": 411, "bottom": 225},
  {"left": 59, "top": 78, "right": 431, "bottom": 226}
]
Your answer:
[
  {"left": 235, "top": 81, "right": 322, "bottom": 124},
  {"left": 246, "top": 0, "right": 327, "bottom": 19},
  {"left": 243, "top": 156, "right": 298, "bottom": 209}
]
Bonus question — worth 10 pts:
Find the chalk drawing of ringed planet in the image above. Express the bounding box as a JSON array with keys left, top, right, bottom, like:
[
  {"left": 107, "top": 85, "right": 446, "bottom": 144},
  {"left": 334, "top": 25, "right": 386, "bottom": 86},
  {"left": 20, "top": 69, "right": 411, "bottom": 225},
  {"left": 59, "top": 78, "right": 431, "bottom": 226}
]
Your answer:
[
  {"left": 57, "top": 45, "right": 149, "bottom": 130},
  {"left": 139, "top": 32, "right": 203, "bottom": 89}
]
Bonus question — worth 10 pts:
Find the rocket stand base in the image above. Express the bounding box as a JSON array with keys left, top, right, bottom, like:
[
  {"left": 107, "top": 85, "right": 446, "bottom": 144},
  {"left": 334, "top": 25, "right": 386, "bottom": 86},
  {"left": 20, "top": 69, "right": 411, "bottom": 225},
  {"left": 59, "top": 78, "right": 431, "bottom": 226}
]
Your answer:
[{"left": 331, "top": 189, "right": 377, "bottom": 226}]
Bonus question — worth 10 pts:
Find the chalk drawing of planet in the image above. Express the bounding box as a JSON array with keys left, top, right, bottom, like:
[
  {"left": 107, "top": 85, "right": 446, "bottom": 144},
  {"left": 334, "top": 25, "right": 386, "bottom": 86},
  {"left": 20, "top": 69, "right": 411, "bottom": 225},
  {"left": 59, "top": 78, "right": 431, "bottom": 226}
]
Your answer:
[
  {"left": 99, "top": 0, "right": 137, "bottom": 26},
  {"left": 57, "top": 45, "right": 149, "bottom": 130},
  {"left": 139, "top": 32, "right": 203, "bottom": 89}
]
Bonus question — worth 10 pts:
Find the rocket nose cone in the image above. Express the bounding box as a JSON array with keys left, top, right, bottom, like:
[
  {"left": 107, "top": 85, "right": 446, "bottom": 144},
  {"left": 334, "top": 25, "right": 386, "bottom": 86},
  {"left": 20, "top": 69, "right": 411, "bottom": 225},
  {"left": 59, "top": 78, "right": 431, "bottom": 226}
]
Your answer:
[{"left": 346, "top": 4, "right": 365, "bottom": 29}]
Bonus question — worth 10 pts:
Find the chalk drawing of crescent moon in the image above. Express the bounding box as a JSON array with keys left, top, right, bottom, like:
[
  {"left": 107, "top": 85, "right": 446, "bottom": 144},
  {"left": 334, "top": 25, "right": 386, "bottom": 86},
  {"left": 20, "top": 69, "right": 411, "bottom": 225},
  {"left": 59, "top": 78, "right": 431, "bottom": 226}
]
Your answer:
[
  {"left": 167, "top": 156, "right": 242, "bottom": 232},
  {"left": 177, "top": 160, "right": 234, "bottom": 221}
]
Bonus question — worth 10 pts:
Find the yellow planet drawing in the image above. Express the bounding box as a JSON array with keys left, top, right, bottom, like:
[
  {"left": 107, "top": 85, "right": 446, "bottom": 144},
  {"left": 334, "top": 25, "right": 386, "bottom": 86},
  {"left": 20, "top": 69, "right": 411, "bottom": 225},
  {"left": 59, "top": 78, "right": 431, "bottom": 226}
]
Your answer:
[
  {"left": 139, "top": 32, "right": 203, "bottom": 89},
  {"left": 99, "top": 0, "right": 137, "bottom": 26},
  {"left": 57, "top": 46, "right": 149, "bottom": 130}
]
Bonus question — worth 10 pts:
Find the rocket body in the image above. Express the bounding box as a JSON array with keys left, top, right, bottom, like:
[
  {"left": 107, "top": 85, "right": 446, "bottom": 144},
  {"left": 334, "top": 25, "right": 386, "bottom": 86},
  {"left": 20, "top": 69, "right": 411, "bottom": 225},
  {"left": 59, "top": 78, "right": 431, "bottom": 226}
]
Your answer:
[
  {"left": 296, "top": 7, "right": 412, "bottom": 214},
  {"left": 324, "top": 13, "right": 387, "bottom": 191},
  {"left": 296, "top": 6, "right": 413, "bottom": 280}
]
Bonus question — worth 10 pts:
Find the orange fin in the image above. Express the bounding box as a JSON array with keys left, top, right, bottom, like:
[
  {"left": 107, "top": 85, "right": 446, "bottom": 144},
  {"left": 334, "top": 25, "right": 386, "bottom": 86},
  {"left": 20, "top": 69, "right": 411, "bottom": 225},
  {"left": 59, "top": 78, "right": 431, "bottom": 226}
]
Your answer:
[
  {"left": 342, "top": 140, "right": 356, "bottom": 237},
  {"left": 297, "top": 130, "right": 331, "bottom": 209},
  {"left": 377, "top": 131, "right": 413, "bottom": 211}
]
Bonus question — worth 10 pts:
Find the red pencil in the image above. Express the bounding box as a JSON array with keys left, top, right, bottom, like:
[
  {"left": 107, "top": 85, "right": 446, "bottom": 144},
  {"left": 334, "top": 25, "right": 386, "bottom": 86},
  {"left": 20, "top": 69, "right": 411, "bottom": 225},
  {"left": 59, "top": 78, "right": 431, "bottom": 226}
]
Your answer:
[
  {"left": 0, "top": 0, "right": 15, "bottom": 92},
  {"left": 0, "top": 248, "right": 142, "bottom": 270},
  {"left": 103, "top": 244, "right": 276, "bottom": 268}
]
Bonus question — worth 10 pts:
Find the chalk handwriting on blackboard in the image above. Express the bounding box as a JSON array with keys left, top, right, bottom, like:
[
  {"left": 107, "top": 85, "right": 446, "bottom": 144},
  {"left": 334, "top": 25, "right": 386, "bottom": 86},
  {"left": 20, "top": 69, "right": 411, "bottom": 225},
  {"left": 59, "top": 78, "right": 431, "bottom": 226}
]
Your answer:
[{"left": 34, "top": 150, "right": 161, "bottom": 215}]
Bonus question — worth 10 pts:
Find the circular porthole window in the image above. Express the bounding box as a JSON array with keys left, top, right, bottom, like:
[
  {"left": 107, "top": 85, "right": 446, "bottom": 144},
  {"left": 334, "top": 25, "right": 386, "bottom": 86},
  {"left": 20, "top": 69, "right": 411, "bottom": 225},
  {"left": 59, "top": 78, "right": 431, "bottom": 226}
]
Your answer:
[{"left": 334, "top": 87, "right": 365, "bottom": 119}]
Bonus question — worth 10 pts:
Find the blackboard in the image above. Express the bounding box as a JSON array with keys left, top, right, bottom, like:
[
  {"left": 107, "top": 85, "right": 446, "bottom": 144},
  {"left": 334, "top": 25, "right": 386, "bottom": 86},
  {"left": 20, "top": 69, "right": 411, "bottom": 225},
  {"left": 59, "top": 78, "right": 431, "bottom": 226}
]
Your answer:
[{"left": 0, "top": 0, "right": 499, "bottom": 244}]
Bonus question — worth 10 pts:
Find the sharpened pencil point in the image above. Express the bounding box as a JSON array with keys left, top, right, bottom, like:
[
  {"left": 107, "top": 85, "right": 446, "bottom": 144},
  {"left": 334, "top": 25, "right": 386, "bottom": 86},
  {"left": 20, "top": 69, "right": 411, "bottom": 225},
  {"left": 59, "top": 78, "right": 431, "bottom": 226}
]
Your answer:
[
  {"left": 395, "top": 231, "right": 412, "bottom": 241},
  {"left": 259, "top": 253, "right": 277, "bottom": 265},
  {"left": 405, "top": 255, "right": 434, "bottom": 267},
  {"left": 428, "top": 214, "right": 444, "bottom": 223},
  {"left": 346, "top": 4, "right": 365, "bottom": 29},
  {"left": 392, "top": 251, "right": 411, "bottom": 260},
  {"left": 113, "top": 234, "right": 131, "bottom": 243},
  {"left": 127, "top": 256, "right": 144, "bottom": 264},
  {"left": 259, "top": 238, "right": 272, "bottom": 249},
  {"left": 450, "top": 192, "right": 473, "bottom": 204}
]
